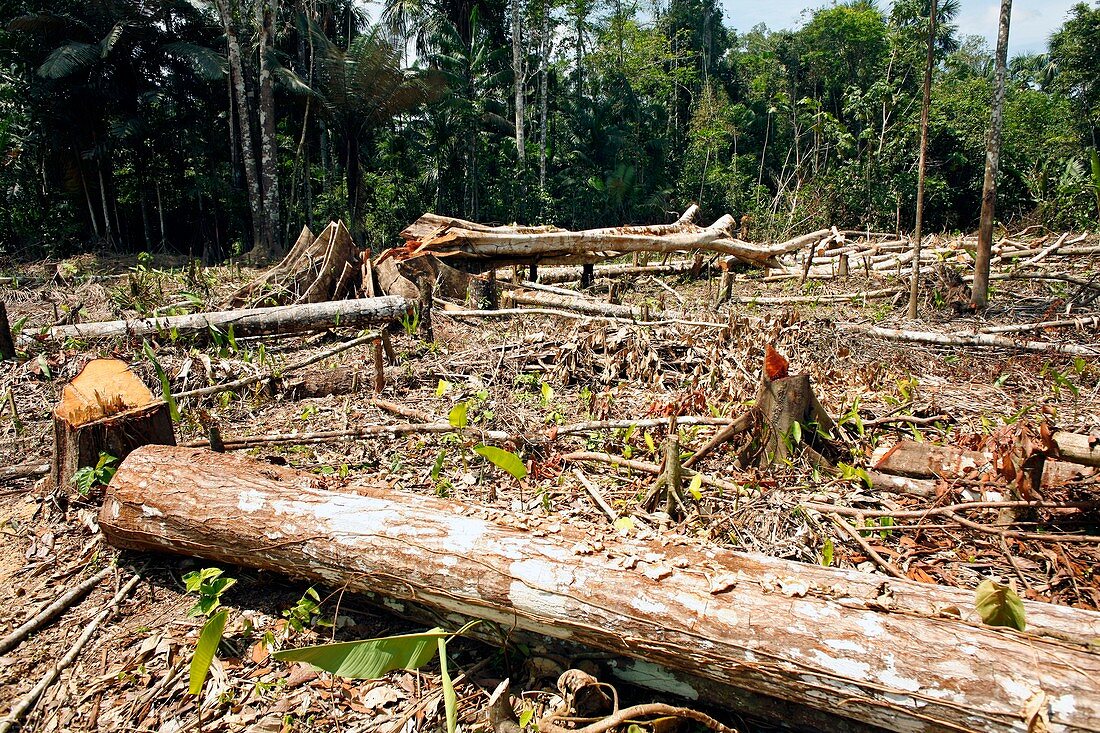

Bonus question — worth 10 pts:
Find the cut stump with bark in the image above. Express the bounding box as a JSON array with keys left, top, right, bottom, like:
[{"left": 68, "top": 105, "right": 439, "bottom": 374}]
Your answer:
[
  {"left": 100, "top": 445, "right": 1100, "bottom": 733},
  {"left": 52, "top": 359, "right": 174, "bottom": 491},
  {"left": 229, "top": 221, "right": 363, "bottom": 307}
]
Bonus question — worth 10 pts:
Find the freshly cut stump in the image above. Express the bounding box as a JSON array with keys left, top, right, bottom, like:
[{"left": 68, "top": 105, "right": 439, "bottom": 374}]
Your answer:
[{"left": 52, "top": 359, "right": 174, "bottom": 491}]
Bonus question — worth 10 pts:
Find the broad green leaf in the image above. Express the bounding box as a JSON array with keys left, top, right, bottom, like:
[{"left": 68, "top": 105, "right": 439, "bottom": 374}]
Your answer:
[
  {"left": 540, "top": 381, "right": 554, "bottom": 405},
  {"left": 272, "top": 628, "right": 448, "bottom": 678},
  {"left": 688, "top": 474, "right": 703, "bottom": 500},
  {"left": 436, "top": 379, "right": 452, "bottom": 397},
  {"left": 438, "top": 637, "right": 457, "bottom": 733},
  {"left": 821, "top": 538, "right": 834, "bottom": 567},
  {"left": 473, "top": 445, "right": 527, "bottom": 480},
  {"left": 975, "top": 580, "right": 1026, "bottom": 631},
  {"left": 518, "top": 708, "right": 534, "bottom": 728},
  {"left": 189, "top": 609, "right": 228, "bottom": 695},
  {"left": 448, "top": 402, "right": 468, "bottom": 429},
  {"left": 789, "top": 421, "right": 802, "bottom": 444},
  {"left": 643, "top": 432, "right": 656, "bottom": 454},
  {"left": 184, "top": 568, "right": 224, "bottom": 593}
]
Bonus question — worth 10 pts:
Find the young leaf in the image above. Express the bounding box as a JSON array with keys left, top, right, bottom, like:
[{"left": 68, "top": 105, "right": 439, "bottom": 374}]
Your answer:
[
  {"left": 272, "top": 628, "right": 449, "bottom": 678},
  {"left": 438, "top": 637, "right": 457, "bottom": 733},
  {"left": 613, "top": 516, "right": 635, "bottom": 532},
  {"left": 473, "top": 445, "right": 527, "bottom": 480},
  {"left": 821, "top": 538, "right": 834, "bottom": 567},
  {"left": 540, "top": 381, "right": 554, "bottom": 405},
  {"left": 518, "top": 708, "right": 535, "bottom": 728},
  {"left": 448, "top": 402, "right": 468, "bottom": 429},
  {"left": 435, "top": 379, "right": 452, "bottom": 397},
  {"left": 143, "top": 340, "right": 180, "bottom": 421},
  {"left": 975, "top": 580, "right": 1026, "bottom": 631},
  {"left": 688, "top": 474, "right": 703, "bottom": 500},
  {"left": 189, "top": 609, "right": 228, "bottom": 695}
]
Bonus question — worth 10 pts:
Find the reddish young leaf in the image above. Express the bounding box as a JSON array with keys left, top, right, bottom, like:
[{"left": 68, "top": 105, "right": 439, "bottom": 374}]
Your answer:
[{"left": 764, "top": 345, "right": 789, "bottom": 381}]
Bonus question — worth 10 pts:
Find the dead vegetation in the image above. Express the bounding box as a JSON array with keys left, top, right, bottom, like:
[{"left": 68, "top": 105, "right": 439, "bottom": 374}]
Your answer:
[{"left": 1, "top": 221, "right": 1100, "bottom": 733}]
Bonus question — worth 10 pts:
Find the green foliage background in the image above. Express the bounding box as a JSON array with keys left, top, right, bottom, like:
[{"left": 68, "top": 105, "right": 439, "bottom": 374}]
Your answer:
[{"left": 1, "top": 0, "right": 1097, "bottom": 260}]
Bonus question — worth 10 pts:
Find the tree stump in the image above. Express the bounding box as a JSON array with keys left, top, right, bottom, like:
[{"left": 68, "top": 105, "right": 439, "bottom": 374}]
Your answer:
[
  {"left": 52, "top": 359, "right": 175, "bottom": 492},
  {"left": 0, "top": 302, "right": 15, "bottom": 360}
]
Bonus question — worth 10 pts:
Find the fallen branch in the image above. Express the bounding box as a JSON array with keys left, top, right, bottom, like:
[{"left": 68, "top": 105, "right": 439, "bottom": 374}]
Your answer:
[
  {"left": 173, "top": 330, "right": 380, "bottom": 400},
  {"left": 21, "top": 296, "right": 412, "bottom": 347},
  {"left": 563, "top": 451, "right": 750, "bottom": 498},
  {"left": 0, "top": 566, "right": 115, "bottom": 655},
  {"left": 0, "top": 572, "right": 142, "bottom": 733},
  {"left": 0, "top": 462, "right": 50, "bottom": 483},
  {"left": 840, "top": 322, "right": 1100, "bottom": 356}
]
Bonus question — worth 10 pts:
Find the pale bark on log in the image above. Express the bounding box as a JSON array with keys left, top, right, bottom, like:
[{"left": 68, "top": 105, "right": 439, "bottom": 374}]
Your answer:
[
  {"left": 395, "top": 212, "right": 824, "bottom": 267},
  {"left": 100, "top": 445, "right": 1100, "bottom": 733},
  {"left": 21, "top": 297, "right": 412, "bottom": 346},
  {"left": 874, "top": 439, "right": 1100, "bottom": 479},
  {"left": 839, "top": 323, "right": 1100, "bottom": 357}
]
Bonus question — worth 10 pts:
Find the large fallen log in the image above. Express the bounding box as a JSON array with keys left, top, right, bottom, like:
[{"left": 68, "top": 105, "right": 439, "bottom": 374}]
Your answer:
[
  {"left": 20, "top": 296, "right": 412, "bottom": 346},
  {"left": 393, "top": 211, "right": 843, "bottom": 268},
  {"left": 101, "top": 445, "right": 1100, "bottom": 733}
]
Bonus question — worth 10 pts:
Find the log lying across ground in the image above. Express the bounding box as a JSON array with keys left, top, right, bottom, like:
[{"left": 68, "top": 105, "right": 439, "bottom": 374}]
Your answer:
[
  {"left": 101, "top": 446, "right": 1100, "bottom": 733},
  {"left": 20, "top": 296, "right": 413, "bottom": 345},
  {"left": 392, "top": 209, "right": 855, "bottom": 268}
]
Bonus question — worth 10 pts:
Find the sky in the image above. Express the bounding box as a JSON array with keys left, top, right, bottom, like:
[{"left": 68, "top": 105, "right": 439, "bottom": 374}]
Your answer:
[{"left": 720, "top": 0, "right": 1086, "bottom": 56}]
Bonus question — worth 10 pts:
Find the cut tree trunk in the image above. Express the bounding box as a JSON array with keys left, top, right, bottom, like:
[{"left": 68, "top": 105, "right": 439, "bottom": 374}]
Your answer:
[
  {"left": 229, "top": 221, "right": 361, "bottom": 307},
  {"left": 0, "top": 302, "right": 15, "bottom": 359},
  {"left": 21, "top": 296, "right": 412, "bottom": 346},
  {"left": 53, "top": 360, "right": 174, "bottom": 491},
  {"left": 100, "top": 445, "right": 1100, "bottom": 733},
  {"left": 874, "top": 439, "right": 1098, "bottom": 482}
]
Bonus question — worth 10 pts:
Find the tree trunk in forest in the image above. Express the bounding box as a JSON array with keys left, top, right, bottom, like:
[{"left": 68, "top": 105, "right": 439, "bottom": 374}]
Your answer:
[
  {"left": 538, "top": 9, "right": 549, "bottom": 190},
  {"left": 512, "top": 0, "right": 525, "bottom": 170},
  {"left": 908, "top": 0, "right": 936, "bottom": 320},
  {"left": 100, "top": 445, "right": 1100, "bottom": 733},
  {"left": 973, "top": 0, "right": 1013, "bottom": 310},
  {"left": 257, "top": 0, "right": 282, "bottom": 256},
  {"left": 215, "top": 0, "right": 270, "bottom": 259},
  {"left": 22, "top": 296, "right": 412, "bottom": 346},
  {"left": 52, "top": 360, "right": 174, "bottom": 492}
]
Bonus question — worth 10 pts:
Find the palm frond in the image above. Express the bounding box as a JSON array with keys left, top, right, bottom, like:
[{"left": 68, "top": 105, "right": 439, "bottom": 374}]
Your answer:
[
  {"left": 163, "top": 42, "right": 227, "bottom": 81},
  {"left": 37, "top": 42, "right": 98, "bottom": 79}
]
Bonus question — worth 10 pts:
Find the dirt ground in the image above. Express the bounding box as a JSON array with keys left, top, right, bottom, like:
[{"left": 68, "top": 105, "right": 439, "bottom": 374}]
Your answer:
[{"left": 1, "top": 233, "right": 1098, "bottom": 733}]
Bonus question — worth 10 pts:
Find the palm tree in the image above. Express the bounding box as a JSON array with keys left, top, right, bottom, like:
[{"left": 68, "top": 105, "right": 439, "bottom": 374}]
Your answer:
[{"left": 303, "top": 18, "right": 438, "bottom": 233}]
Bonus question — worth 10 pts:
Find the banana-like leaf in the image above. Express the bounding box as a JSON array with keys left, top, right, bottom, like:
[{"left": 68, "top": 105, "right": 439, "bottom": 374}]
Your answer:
[
  {"left": 473, "top": 445, "right": 527, "bottom": 479},
  {"left": 272, "top": 628, "right": 448, "bottom": 678},
  {"left": 189, "top": 609, "right": 228, "bottom": 695},
  {"left": 438, "top": 638, "right": 457, "bottom": 733}
]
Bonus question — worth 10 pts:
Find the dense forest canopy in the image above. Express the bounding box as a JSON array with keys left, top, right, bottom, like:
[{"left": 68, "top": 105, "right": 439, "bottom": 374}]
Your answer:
[{"left": 0, "top": 0, "right": 1097, "bottom": 261}]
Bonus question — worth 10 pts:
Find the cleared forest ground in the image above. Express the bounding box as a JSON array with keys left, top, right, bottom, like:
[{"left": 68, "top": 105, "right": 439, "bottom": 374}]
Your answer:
[{"left": 1, "top": 231, "right": 1099, "bottom": 733}]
